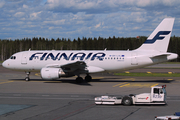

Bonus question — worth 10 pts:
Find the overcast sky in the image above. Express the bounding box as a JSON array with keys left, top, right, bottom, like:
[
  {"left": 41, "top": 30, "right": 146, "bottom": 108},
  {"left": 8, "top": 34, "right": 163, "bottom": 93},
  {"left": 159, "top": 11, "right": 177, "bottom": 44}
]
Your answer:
[{"left": 0, "top": 0, "right": 180, "bottom": 40}]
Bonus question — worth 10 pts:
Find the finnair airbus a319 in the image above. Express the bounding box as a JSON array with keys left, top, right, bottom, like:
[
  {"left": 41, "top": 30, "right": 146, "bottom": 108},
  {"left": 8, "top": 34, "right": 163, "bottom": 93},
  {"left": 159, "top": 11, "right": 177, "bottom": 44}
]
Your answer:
[{"left": 2, "top": 18, "right": 178, "bottom": 83}]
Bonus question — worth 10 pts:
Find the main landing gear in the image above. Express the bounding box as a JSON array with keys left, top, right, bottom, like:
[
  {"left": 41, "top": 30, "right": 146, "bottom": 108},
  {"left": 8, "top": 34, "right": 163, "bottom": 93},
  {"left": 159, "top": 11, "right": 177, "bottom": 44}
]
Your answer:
[
  {"left": 76, "top": 74, "right": 92, "bottom": 83},
  {"left": 25, "top": 72, "right": 30, "bottom": 81}
]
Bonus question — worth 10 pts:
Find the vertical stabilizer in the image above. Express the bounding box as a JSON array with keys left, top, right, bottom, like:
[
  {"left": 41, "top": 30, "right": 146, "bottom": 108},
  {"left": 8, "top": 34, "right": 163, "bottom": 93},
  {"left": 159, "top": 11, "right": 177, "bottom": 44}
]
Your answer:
[{"left": 136, "top": 18, "right": 175, "bottom": 52}]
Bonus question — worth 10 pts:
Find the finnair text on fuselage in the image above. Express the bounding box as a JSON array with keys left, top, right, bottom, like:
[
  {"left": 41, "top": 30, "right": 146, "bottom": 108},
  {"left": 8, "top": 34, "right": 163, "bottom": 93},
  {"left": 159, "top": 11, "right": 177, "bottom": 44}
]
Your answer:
[{"left": 29, "top": 52, "right": 125, "bottom": 61}]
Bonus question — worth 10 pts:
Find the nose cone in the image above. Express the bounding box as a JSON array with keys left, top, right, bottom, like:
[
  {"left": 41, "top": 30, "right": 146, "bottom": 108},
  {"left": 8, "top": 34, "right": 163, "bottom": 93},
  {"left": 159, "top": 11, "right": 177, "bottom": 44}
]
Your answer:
[
  {"left": 2, "top": 61, "right": 6, "bottom": 68},
  {"left": 2, "top": 60, "right": 8, "bottom": 68}
]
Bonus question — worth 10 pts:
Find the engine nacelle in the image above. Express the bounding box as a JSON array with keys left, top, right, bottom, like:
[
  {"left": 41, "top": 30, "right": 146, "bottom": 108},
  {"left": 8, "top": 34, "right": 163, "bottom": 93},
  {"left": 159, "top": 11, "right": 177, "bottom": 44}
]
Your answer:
[{"left": 41, "top": 68, "right": 64, "bottom": 80}]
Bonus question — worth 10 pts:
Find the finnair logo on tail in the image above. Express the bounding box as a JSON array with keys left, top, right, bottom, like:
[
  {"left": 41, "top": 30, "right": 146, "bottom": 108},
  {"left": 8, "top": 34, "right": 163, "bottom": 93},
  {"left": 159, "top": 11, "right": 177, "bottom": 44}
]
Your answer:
[{"left": 144, "top": 31, "right": 171, "bottom": 44}]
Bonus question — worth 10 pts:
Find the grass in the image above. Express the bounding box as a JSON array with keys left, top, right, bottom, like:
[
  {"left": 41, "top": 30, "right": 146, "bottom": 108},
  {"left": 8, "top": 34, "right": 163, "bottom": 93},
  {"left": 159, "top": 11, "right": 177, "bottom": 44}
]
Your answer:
[
  {"left": 114, "top": 72, "right": 180, "bottom": 77},
  {"left": 0, "top": 61, "right": 3, "bottom": 63},
  {"left": 163, "top": 62, "right": 180, "bottom": 64}
]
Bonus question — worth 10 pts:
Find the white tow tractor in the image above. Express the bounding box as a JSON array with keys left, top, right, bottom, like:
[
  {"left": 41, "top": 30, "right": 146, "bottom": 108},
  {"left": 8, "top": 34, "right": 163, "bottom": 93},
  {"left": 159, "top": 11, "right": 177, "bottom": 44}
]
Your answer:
[
  {"left": 155, "top": 112, "right": 180, "bottom": 120},
  {"left": 95, "top": 85, "right": 167, "bottom": 105}
]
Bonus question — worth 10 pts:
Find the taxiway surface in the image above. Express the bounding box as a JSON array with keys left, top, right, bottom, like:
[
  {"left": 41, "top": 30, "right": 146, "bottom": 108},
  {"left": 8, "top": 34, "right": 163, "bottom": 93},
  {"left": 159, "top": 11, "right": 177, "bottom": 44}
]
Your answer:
[{"left": 0, "top": 65, "right": 180, "bottom": 120}]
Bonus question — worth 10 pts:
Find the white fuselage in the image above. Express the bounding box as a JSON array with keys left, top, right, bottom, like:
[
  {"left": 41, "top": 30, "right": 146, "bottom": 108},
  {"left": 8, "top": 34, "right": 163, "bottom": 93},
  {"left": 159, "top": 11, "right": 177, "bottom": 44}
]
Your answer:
[{"left": 2, "top": 50, "right": 177, "bottom": 73}]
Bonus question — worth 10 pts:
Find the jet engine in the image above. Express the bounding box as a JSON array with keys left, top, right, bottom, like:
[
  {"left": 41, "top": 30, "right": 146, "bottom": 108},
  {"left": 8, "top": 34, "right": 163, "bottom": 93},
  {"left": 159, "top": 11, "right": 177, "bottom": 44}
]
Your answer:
[{"left": 40, "top": 68, "right": 65, "bottom": 80}]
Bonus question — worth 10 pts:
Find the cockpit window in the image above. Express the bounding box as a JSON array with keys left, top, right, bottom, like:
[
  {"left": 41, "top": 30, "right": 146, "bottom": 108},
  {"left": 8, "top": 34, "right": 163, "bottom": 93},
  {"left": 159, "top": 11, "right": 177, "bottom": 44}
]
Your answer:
[{"left": 10, "top": 56, "right": 16, "bottom": 60}]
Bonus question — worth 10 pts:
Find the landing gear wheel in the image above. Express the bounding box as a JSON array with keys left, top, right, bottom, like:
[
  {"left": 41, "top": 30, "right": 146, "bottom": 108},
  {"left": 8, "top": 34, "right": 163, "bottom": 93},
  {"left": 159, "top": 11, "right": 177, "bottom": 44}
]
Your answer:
[
  {"left": 25, "top": 77, "right": 30, "bottom": 81},
  {"left": 76, "top": 77, "right": 83, "bottom": 83},
  {"left": 122, "top": 96, "right": 132, "bottom": 106},
  {"left": 85, "top": 75, "right": 92, "bottom": 82},
  {"left": 25, "top": 72, "right": 30, "bottom": 81}
]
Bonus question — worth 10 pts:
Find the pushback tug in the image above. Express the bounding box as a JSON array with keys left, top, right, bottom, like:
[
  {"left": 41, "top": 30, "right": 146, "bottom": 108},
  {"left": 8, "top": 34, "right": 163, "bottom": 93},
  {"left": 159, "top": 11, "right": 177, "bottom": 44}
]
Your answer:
[{"left": 95, "top": 85, "right": 167, "bottom": 105}]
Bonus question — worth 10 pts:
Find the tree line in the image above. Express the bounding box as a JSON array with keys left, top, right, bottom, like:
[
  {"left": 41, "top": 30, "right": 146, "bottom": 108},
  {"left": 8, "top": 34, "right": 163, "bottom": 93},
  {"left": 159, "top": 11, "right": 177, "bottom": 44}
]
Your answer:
[{"left": 0, "top": 36, "right": 180, "bottom": 61}]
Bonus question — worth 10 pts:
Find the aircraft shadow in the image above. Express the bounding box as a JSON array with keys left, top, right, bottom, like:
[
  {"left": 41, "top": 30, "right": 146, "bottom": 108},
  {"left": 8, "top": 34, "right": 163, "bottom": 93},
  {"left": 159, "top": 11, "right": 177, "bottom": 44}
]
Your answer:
[
  {"left": 9, "top": 79, "right": 92, "bottom": 86},
  {"left": 9, "top": 77, "right": 175, "bottom": 86},
  {"left": 91, "top": 78, "right": 175, "bottom": 83}
]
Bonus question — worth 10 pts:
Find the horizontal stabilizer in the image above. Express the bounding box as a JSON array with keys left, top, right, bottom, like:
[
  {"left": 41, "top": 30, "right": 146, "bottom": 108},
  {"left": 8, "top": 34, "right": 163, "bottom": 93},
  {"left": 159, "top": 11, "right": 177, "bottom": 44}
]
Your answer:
[{"left": 150, "top": 53, "right": 171, "bottom": 58}]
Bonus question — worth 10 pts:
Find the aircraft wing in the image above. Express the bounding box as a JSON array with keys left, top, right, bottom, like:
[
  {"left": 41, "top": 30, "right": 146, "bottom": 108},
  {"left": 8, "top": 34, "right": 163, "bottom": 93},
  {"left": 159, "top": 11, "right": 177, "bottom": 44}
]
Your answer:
[
  {"left": 45, "top": 61, "right": 104, "bottom": 75},
  {"left": 61, "top": 61, "right": 87, "bottom": 73},
  {"left": 61, "top": 61, "right": 86, "bottom": 68},
  {"left": 61, "top": 61, "right": 105, "bottom": 73},
  {"left": 44, "top": 61, "right": 87, "bottom": 74}
]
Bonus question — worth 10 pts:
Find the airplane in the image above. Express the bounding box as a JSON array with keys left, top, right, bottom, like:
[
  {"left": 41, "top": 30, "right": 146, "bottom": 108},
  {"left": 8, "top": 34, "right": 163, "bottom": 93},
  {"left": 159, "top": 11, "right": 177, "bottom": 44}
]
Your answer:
[{"left": 2, "top": 18, "right": 178, "bottom": 83}]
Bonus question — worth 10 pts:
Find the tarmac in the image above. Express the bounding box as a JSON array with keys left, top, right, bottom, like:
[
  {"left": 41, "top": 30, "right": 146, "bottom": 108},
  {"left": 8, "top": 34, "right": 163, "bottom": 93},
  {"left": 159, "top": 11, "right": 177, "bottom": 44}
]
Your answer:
[{"left": 0, "top": 64, "right": 180, "bottom": 120}]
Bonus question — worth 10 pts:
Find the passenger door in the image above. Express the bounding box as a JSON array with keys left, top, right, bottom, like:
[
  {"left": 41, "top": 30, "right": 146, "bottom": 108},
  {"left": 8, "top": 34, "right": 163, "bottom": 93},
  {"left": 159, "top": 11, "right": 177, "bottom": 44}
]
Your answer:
[{"left": 21, "top": 53, "right": 27, "bottom": 64}]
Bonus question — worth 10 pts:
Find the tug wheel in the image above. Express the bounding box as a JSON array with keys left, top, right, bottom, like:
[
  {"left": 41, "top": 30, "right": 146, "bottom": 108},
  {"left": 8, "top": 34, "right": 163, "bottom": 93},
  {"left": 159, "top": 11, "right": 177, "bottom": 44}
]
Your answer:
[{"left": 122, "top": 96, "right": 132, "bottom": 106}]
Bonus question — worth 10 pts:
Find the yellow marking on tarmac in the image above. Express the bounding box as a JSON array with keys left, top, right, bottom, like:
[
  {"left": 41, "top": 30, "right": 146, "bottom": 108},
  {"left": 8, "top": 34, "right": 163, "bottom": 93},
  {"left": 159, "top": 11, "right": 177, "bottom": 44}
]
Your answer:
[
  {"left": 120, "top": 78, "right": 135, "bottom": 81},
  {"left": 114, "top": 83, "right": 159, "bottom": 88},
  {"left": 113, "top": 78, "right": 135, "bottom": 87},
  {"left": 113, "top": 82, "right": 128, "bottom": 87},
  {"left": 126, "top": 83, "right": 159, "bottom": 88},
  {"left": 0, "top": 81, "right": 14, "bottom": 84},
  {"left": 151, "top": 83, "right": 159, "bottom": 87},
  {"left": 168, "top": 72, "right": 172, "bottom": 74},
  {"left": 92, "top": 77, "right": 104, "bottom": 79},
  {"left": 35, "top": 73, "right": 41, "bottom": 76},
  {"left": 119, "top": 83, "right": 130, "bottom": 87},
  {"left": 168, "top": 79, "right": 173, "bottom": 81},
  {"left": 147, "top": 71, "right": 151, "bottom": 74},
  {"left": 125, "top": 71, "right": 130, "bottom": 73}
]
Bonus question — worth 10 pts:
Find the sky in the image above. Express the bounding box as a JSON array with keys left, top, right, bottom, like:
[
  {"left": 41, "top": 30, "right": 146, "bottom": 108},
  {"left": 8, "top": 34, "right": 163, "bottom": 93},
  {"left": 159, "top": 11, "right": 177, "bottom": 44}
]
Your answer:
[{"left": 0, "top": 0, "right": 180, "bottom": 40}]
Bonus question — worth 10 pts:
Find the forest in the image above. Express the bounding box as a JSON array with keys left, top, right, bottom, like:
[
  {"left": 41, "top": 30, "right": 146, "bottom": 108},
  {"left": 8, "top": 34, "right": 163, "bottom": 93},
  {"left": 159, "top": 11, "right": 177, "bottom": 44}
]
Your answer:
[{"left": 0, "top": 36, "right": 180, "bottom": 61}]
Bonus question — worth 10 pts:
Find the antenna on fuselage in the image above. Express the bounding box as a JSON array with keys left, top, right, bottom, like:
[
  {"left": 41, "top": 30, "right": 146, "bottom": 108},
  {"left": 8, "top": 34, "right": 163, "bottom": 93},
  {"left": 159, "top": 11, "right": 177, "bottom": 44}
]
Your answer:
[{"left": 29, "top": 48, "right": 31, "bottom": 51}]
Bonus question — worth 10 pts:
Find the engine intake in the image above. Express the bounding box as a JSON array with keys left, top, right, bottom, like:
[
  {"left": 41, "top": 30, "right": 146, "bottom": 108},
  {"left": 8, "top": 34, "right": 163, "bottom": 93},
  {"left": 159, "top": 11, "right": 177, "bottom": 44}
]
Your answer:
[{"left": 41, "top": 68, "right": 65, "bottom": 80}]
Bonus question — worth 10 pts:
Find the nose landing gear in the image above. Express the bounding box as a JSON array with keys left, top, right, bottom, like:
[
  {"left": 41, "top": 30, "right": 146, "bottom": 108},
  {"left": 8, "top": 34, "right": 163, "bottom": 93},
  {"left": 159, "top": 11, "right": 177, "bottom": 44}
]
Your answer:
[{"left": 25, "top": 72, "right": 30, "bottom": 81}]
